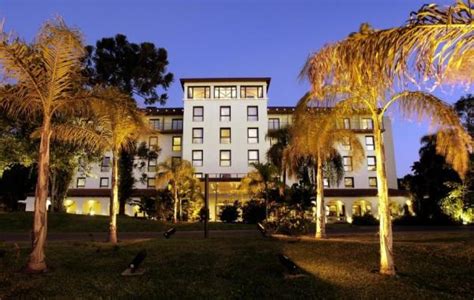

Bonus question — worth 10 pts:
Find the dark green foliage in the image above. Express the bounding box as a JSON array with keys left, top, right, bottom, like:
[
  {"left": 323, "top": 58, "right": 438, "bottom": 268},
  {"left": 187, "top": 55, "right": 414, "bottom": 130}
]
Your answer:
[
  {"left": 242, "top": 200, "right": 266, "bottom": 224},
  {"left": 0, "top": 164, "right": 36, "bottom": 211},
  {"left": 219, "top": 204, "right": 240, "bottom": 223},
  {"left": 272, "top": 206, "right": 309, "bottom": 235},
  {"left": 352, "top": 214, "right": 378, "bottom": 226},
  {"left": 288, "top": 180, "right": 315, "bottom": 209},
  {"left": 118, "top": 149, "right": 135, "bottom": 215}
]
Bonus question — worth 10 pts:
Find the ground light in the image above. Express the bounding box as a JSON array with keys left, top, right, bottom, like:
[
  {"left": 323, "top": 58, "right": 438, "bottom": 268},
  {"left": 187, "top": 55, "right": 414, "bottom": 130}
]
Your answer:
[{"left": 163, "top": 228, "right": 176, "bottom": 239}]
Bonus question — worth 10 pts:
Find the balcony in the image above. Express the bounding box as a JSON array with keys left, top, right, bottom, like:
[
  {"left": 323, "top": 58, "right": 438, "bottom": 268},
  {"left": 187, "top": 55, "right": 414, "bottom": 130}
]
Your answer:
[
  {"left": 151, "top": 120, "right": 183, "bottom": 134},
  {"left": 196, "top": 173, "right": 247, "bottom": 181},
  {"left": 267, "top": 121, "right": 291, "bottom": 131}
]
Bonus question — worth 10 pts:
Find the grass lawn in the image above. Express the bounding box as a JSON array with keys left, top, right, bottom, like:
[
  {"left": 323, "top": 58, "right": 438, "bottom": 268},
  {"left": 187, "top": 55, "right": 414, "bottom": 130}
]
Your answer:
[
  {"left": 0, "top": 231, "right": 472, "bottom": 298},
  {"left": 0, "top": 212, "right": 254, "bottom": 233}
]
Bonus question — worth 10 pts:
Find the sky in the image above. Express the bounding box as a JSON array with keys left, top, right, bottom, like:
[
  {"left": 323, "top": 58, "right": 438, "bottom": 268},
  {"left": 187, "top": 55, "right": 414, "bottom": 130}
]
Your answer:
[{"left": 1, "top": 0, "right": 471, "bottom": 177}]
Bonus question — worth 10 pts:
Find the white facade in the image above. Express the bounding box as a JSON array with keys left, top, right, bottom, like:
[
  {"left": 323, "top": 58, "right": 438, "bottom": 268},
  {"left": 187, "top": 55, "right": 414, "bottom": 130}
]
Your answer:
[{"left": 24, "top": 77, "right": 410, "bottom": 221}]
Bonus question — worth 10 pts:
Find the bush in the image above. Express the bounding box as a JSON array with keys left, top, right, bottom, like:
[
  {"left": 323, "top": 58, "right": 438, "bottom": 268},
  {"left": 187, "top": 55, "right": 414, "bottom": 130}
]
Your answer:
[
  {"left": 352, "top": 214, "right": 379, "bottom": 226},
  {"left": 393, "top": 214, "right": 458, "bottom": 226},
  {"left": 242, "top": 200, "right": 266, "bottom": 224},
  {"left": 219, "top": 205, "right": 240, "bottom": 223}
]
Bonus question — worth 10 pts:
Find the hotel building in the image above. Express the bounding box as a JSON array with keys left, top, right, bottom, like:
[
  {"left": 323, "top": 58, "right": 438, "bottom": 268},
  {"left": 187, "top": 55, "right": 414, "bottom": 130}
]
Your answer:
[{"left": 24, "top": 77, "right": 410, "bottom": 221}]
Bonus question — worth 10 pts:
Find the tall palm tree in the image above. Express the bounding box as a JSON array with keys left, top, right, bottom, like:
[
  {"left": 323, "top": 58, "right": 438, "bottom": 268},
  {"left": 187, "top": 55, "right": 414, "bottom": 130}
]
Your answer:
[
  {"left": 241, "top": 162, "right": 279, "bottom": 221},
  {"left": 288, "top": 104, "right": 364, "bottom": 239},
  {"left": 0, "top": 18, "right": 87, "bottom": 272},
  {"left": 266, "top": 127, "right": 291, "bottom": 188},
  {"left": 300, "top": 1, "right": 473, "bottom": 275},
  {"left": 156, "top": 158, "right": 197, "bottom": 223}
]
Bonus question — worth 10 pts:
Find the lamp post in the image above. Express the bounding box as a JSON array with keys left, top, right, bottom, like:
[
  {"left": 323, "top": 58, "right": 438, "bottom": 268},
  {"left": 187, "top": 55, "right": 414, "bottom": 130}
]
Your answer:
[{"left": 204, "top": 174, "right": 209, "bottom": 238}]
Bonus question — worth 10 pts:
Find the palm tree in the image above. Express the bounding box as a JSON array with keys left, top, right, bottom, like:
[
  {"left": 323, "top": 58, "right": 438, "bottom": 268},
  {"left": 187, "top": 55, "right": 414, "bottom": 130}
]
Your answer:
[
  {"left": 0, "top": 19, "right": 87, "bottom": 272},
  {"left": 241, "top": 162, "right": 279, "bottom": 221},
  {"left": 288, "top": 104, "right": 364, "bottom": 239},
  {"left": 156, "top": 158, "right": 197, "bottom": 223},
  {"left": 266, "top": 127, "right": 291, "bottom": 188},
  {"left": 300, "top": 2, "right": 473, "bottom": 275}
]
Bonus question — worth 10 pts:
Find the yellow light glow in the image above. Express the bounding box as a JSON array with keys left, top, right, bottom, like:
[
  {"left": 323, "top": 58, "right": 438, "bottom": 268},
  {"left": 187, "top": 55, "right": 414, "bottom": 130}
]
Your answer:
[{"left": 347, "top": 216, "right": 353, "bottom": 224}]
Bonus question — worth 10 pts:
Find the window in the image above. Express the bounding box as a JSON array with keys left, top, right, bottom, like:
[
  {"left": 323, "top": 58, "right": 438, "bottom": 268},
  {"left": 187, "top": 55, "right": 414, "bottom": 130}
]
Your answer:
[
  {"left": 149, "top": 136, "right": 158, "bottom": 151},
  {"left": 220, "top": 150, "right": 231, "bottom": 167},
  {"left": 365, "top": 135, "right": 375, "bottom": 150},
  {"left": 172, "top": 136, "right": 182, "bottom": 152},
  {"left": 192, "top": 150, "right": 203, "bottom": 167},
  {"left": 214, "top": 86, "right": 237, "bottom": 99},
  {"left": 220, "top": 106, "right": 231, "bottom": 121},
  {"left": 343, "top": 156, "right": 353, "bottom": 172},
  {"left": 194, "top": 173, "right": 203, "bottom": 179},
  {"left": 171, "top": 119, "right": 183, "bottom": 130},
  {"left": 188, "top": 86, "right": 210, "bottom": 99},
  {"left": 344, "top": 177, "right": 354, "bottom": 188},
  {"left": 362, "top": 118, "right": 374, "bottom": 130},
  {"left": 323, "top": 178, "right": 329, "bottom": 188},
  {"left": 149, "top": 118, "right": 161, "bottom": 130},
  {"left": 172, "top": 157, "right": 181, "bottom": 167},
  {"left": 101, "top": 157, "right": 110, "bottom": 172},
  {"left": 77, "top": 177, "right": 86, "bottom": 188},
  {"left": 367, "top": 156, "right": 376, "bottom": 171},
  {"left": 193, "top": 106, "right": 204, "bottom": 122},
  {"left": 247, "top": 128, "right": 259, "bottom": 144},
  {"left": 343, "top": 118, "right": 351, "bottom": 129},
  {"left": 241, "top": 86, "right": 263, "bottom": 98},
  {"left": 147, "top": 177, "right": 156, "bottom": 188},
  {"left": 220, "top": 128, "right": 231, "bottom": 144},
  {"left": 268, "top": 118, "right": 280, "bottom": 130},
  {"left": 192, "top": 128, "right": 203, "bottom": 144},
  {"left": 100, "top": 177, "right": 109, "bottom": 188},
  {"left": 247, "top": 106, "right": 258, "bottom": 121},
  {"left": 248, "top": 150, "right": 259, "bottom": 165},
  {"left": 369, "top": 177, "right": 377, "bottom": 188},
  {"left": 342, "top": 137, "right": 351, "bottom": 150},
  {"left": 148, "top": 158, "right": 157, "bottom": 172}
]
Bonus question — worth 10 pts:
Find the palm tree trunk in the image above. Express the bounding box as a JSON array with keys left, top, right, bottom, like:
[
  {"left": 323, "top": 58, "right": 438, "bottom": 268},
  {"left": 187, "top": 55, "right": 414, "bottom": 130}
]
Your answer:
[
  {"left": 374, "top": 114, "right": 395, "bottom": 276},
  {"left": 315, "top": 152, "right": 326, "bottom": 239},
  {"left": 173, "top": 186, "right": 178, "bottom": 223},
  {"left": 109, "top": 150, "right": 119, "bottom": 244},
  {"left": 27, "top": 118, "right": 52, "bottom": 272},
  {"left": 264, "top": 182, "right": 269, "bottom": 221}
]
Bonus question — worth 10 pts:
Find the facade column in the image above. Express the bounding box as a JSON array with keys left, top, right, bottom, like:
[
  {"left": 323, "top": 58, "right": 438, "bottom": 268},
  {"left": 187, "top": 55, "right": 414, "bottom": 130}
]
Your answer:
[
  {"left": 101, "top": 198, "right": 109, "bottom": 216},
  {"left": 371, "top": 198, "right": 379, "bottom": 219},
  {"left": 75, "top": 198, "right": 84, "bottom": 215},
  {"left": 343, "top": 199, "right": 353, "bottom": 223}
]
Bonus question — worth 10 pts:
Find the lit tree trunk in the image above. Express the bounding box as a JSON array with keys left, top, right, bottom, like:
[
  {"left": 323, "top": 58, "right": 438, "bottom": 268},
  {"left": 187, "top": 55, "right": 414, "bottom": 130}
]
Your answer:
[
  {"left": 373, "top": 114, "right": 395, "bottom": 276},
  {"left": 27, "top": 118, "right": 52, "bottom": 272},
  {"left": 315, "top": 151, "right": 326, "bottom": 239},
  {"left": 109, "top": 150, "right": 119, "bottom": 244},
  {"left": 264, "top": 182, "right": 269, "bottom": 221},
  {"left": 173, "top": 185, "right": 178, "bottom": 223}
]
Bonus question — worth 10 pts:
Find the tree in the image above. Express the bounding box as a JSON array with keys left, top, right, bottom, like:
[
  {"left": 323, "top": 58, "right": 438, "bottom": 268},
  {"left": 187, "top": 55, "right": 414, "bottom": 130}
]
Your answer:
[
  {"left": 240, "top": 162, "right": 279, "bottom": 221},
  {"left": 156, "top": 158, "right": 199, "bottom": 223},
  {"left": 266, "top": 127, "right": 291, "bottom": 188},
  {"left": 290, "top": 104, "right": 364, "bottom": 239},
  {"left": 0, "top": 18, "right": 92, "bottom": 272},
  {"left": 84, "top": 34, "right": 174, "bottom": 215},
  {"left": 300, "top": 2, "right": 473, "bottom": 275}
]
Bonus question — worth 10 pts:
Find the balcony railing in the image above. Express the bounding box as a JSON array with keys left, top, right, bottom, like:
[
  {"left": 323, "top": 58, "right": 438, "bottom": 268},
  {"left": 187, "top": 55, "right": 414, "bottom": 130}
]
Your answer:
[
  {"left": 267, "top": 119, "right": 383, "bottom": 131},
  {"left": 195, "top": 173, "right": 247, "bottom": 179},
  {"left": 268, "top": 121, "right": 291, "bottom": 130},
  {"left": 150, "top": 121, "right": 183, "bottom": 132}
]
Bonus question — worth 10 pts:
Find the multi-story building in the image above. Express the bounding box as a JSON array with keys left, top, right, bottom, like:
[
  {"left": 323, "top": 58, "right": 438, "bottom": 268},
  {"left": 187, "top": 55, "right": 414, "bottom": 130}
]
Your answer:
[{"left": 23, "top": 77, "right": 410, "bottom": 222}]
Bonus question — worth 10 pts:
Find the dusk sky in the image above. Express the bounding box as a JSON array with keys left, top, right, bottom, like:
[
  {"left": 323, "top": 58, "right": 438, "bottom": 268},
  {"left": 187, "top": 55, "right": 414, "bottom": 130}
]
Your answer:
[{"left": 1, "top": 0, "right": 470, "bottom": 177}]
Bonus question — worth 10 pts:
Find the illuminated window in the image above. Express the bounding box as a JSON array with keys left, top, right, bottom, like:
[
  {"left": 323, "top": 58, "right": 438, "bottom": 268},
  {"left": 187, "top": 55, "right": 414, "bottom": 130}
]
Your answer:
[
  {"left": 220, "top": 150, "right": 231, "bottom": 167},
  {"left": 344, "top": 177, "right": 354, "bottom": 188},
  {"left": 149, "top": 136, "right": 158, "bottom": 151},
  {"left": 193, "top": 106, "right": 204, "bottom": 122},
  {"left": 367, "top": 156, "right": 376, "bottom": 171},
  {"left": 194, "top": 173, "right": 203, "bottom": 179},
  {"left": 361, "top": 118, "right": 374, "bottom": 130},
  {"left": 100, "top": 157, "right": 110, "bottom": 172},
  {"left": 365, "top": 135, "right": 375, "bottom": 150},
  {"left": 248, "top": 128, "right": 259, "bottom": 144},
  {"left": 240, "top": 86, "right": 263, "bottom": 98},
  {"left": 172, "top": 136, "right": 182, "bottom": 152},
  {"left": 247, "top": 106, "right": 258, "bottom": 121},
  {"left": 100, "top": 177, "right": 109, "bottom": 188},
  {"left": 268, "top": 118, "right": 280, "bottom": 130},
  {"left": 342, "top": 137, "right": 351, "bottom": 150},
  {"left": 220, "top": 106, "right": 231, "bottom": 121},
  {"left": 214, "top": 86, "right": 237, "bottom": 99},
  {"left": 343, "top": 156, "right": 353, "bottom": 172},
  {"left": 369, "top": 177, "right": 377, "bottom": 187},
  {"left": 77, "top": 177, "right": 86, "bottom": 188},
  {"left": 220, "top": 128, "right": 231, "bottom": 144},
  {"left": 192, "top": 150, "right": 203, "bottom": 167},
  {"left": 149, "top": 118, "right": 161, "bottom": 130},
  {"left": 147, "top": 177, "right": 156, "bottom": 188},
  {"left": 188, "top": 86, "right": 210, "bottom": 99},
  {"left": 192, "top": 128, "right": 203, "bottom": 144},
  {"left": 323, "top": 178, "right": 329, "bottom": 187},
  {"left": 148, "top": 158, "right": 157, "bottom": 172},
  {"left": 171, "top": 119, "right": 183, "bottom": 130},
  {"left": 248, "top": 150, "right": 259, "bottom": 165},
  {"left": 343, "top": 118, "right": 351, "bottom": 129}
]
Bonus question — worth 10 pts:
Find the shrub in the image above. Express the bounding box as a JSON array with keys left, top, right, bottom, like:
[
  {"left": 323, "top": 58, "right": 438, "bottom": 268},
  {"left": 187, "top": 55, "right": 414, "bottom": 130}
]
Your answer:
[
  {"left": 242, "top": 200, "right": 266, "bottom": 224},
  {"left": 272, "top": 206, "right": 309, "bottom": 235},
  {"left": 219, "top": 205, "right": 240, "bottom": 223},
  {"left": 352, "top": 214, "right": 379, "bottom": 226}
]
